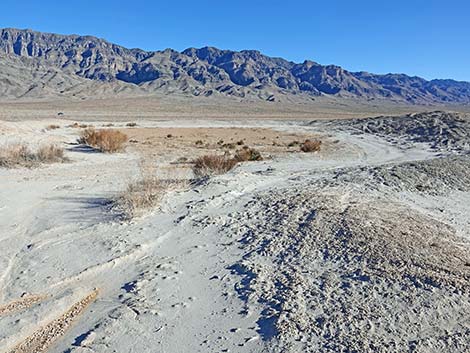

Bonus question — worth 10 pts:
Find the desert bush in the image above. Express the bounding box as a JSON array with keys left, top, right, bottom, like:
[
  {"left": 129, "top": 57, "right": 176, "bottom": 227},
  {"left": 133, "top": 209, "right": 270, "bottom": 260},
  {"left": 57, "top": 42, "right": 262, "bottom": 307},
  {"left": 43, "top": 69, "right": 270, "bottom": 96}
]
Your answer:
[
  {"left": 195, "top": 140, "right": 204, "bottom": 146},
  {"left": 222, "top": 143, "right": 236, "bottom": 149},
  {"left": 235, "top": 146, "right": 263, "bottom": 161},
  {"left": 126, "top": 122, "right": 138, "bottom": 127},
  {"left": 192, "top": 154, "right": 238, "bottom": 177},
  {"left": 300, "top": 139, "right": 322, "bottom": 152},
  {"left": 0, "top": 143, "right": 67, "bottom": 168},
  {"left": 46, "top": 124, "right": 60, "bottom": 130},
  {"left": 116, "top": 162, "right": 187, "bottom": 219},
  {"left": 37, "top": 144, "right": 66, "bottom": 162},
  {"left": 79, "top": 128, "right": 128, "bottom": 152},
  {"left": 69, "top": 123, "right": 91, "bottom": 128}
]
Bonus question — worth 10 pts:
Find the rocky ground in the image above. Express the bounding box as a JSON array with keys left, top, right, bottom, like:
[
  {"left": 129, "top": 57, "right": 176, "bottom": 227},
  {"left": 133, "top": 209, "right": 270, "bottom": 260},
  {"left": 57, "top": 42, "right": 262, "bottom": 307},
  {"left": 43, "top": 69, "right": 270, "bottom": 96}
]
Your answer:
[{"left": 0, "top": 111, "right": 469, "bottom": 353}]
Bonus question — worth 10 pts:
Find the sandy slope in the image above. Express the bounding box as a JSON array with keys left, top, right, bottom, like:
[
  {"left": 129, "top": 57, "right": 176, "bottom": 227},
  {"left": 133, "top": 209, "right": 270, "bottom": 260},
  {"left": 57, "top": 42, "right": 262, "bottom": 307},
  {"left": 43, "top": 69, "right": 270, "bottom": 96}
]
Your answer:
[{"left": 0, "top": 114, "right": 469, "bottom": 352}]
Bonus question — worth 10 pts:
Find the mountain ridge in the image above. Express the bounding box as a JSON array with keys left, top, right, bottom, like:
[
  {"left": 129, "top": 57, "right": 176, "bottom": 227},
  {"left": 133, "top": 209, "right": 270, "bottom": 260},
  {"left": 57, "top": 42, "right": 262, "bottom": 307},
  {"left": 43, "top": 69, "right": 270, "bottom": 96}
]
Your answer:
[{"left": 1, "top": 27, "right": 470, "bottom": 105}]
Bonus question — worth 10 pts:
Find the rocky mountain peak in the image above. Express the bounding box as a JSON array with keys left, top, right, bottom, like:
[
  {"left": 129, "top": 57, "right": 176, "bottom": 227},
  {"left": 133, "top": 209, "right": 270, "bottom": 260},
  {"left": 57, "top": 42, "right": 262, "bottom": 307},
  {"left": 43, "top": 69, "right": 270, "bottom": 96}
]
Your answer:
[{"left": 1, "top": 28, "right": 469, "bottom": 104}]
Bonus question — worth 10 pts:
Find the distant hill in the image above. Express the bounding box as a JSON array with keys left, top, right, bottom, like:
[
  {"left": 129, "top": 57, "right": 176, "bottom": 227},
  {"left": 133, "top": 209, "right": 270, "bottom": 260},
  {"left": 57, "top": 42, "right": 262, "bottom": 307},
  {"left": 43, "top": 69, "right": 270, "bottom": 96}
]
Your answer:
[{"left": 1, "top": 28, "right": 470, "bottom": 104}]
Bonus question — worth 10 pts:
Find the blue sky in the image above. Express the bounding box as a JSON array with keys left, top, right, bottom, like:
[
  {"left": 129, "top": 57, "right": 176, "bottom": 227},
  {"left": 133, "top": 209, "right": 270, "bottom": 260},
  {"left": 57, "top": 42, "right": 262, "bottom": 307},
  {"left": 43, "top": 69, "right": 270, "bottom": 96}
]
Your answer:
[{"left": 1, "top": 0, "right": 469, "bottom": 81}]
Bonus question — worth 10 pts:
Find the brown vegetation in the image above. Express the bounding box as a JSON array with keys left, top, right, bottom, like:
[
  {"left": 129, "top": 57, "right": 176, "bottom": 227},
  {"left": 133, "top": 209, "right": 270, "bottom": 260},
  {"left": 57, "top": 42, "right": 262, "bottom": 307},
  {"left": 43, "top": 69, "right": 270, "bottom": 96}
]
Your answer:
[
  {"left": 46, "top": 124, "right": 60, "bottom": 130},
  {"left": 222, "top": 142, "right": 236, "bottom": 149},
  {"left": 79, "top": 128, "right": 128, "bottom": 152},
  {"left": 193, "top": 155, "right": 238, "bottom": 177},
  {"left": 288, "top": 140, "right": 299, "bottom": 147},
  {"left": 235, "top": 146, "right": 263, "bottom": 161},
  {"left": 0, "top": 143, "right": 67, "bottom": 168},
  {"left": 116, "top": 162, "right": 187, "bottom": 219},
  {"left": 68, "top": 122, "right": 92, "bottom": 129},
  {"left": 300, "top": 139, "right": 322, "bottom": 152}
]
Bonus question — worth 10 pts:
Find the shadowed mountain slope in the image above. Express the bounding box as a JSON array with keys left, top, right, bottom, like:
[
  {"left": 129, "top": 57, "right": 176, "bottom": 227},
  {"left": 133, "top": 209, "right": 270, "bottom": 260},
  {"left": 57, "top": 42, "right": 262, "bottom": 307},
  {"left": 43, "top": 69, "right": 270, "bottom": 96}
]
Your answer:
[{"left": 1, "top": 28, "right": 470, "bottom": 104}]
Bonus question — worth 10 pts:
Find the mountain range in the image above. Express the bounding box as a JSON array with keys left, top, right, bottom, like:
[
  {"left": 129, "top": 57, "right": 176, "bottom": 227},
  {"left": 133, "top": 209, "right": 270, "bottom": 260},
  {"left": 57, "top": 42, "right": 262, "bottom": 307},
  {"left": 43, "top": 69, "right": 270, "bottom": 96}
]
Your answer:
[{"left": 1, "top": 27, "right": 470, "bottom": 105}]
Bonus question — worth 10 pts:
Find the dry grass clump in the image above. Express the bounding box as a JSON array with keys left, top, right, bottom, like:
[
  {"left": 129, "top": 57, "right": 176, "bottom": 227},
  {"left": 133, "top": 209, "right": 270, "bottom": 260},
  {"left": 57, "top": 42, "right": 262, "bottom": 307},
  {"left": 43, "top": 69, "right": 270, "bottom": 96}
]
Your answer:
[
  {"left": 235, "top": 146, "right": 263, "bottom": 161},
  {"left": 37, "top": 145, "right": 65, "bottom": 162},
  {"left": 300, "top": 139, "right": 322, "bottom": 152},
  {"left": 193, "top": 154, "right": 238, "bottom": 177},
  {"left": 0, "top": 143, "right": 67, "bottom": 168},
  {"left": 79, "top": 128, "right": 128, "bottom": 153},
  {"left": 46, "top": 124, "right": 60, "bottom": 130},
  {"left": 193, "top": 147, "right": 262, "bottom": 177},
  {"left": 116, "top": 162, "right": 187, "bottom": 219}
]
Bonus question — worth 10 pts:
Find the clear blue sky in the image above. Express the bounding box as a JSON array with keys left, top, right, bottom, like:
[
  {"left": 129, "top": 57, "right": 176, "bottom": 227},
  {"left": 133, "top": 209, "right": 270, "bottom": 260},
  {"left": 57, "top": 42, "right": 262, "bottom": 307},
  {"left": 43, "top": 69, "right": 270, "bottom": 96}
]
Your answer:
[{"left": 1, "top": 0, "right": 469, "bottom": 81}]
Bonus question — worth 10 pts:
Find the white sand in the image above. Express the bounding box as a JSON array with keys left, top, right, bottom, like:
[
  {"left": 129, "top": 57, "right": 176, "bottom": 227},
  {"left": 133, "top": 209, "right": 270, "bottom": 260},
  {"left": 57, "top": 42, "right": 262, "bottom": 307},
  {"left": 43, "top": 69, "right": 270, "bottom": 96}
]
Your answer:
[{"left": 0, "top": 116, "right": 469, "bottom": 352}]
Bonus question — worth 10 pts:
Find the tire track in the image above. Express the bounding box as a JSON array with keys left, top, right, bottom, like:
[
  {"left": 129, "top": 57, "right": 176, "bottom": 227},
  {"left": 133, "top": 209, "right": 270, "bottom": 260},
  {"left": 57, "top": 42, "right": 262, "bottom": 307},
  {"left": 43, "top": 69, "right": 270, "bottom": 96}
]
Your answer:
[
  {"left": 7, "top": 289, "right": 98, "bottom": 353},
  {"left": 0, "top": 294, "right": 48, "bottom": 317}
]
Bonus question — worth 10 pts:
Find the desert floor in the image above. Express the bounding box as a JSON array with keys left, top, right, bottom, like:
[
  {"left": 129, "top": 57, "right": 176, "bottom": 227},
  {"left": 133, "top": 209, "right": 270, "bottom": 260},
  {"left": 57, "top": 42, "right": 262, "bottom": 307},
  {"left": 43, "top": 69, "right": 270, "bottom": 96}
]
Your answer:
[{"left": 0, "top": 103, "right": 469, "bottom": 353}]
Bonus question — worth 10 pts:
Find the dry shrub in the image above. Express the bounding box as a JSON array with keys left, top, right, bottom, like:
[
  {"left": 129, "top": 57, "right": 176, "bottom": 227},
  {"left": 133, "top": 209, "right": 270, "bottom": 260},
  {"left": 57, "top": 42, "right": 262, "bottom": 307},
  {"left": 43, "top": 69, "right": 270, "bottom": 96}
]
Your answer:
[
  {"left": 46, "top": 124, "right": 60, "bottom": 130},
  {"left": 222, "top": 143, "right": 236, "bottom": 149},
  {"left": 300, "top": 139, "right": 322, "bottom": 152},
  {"left": 79, "top": 128, "right": 127, "bottom": 153},
  {"left": 116, "top": 161, "right": 187, "bottom": 219},
  {"left": 126, "top": 122, "right": 138, "bottom": 127},
  {"left": 0, "top": 143, "right": 66, "bottom": 168},
  {"left": 193, "top": 155, "right": 238, "bottom": 177},
  {"left": 235, "top": 146, "right": 263, "bottom": 161},
  {"left": 68, "top": 122, "right": 91, "bottom": 128},
  {"left": 37, "top": 145, "right": 65, "bottom": 162}
]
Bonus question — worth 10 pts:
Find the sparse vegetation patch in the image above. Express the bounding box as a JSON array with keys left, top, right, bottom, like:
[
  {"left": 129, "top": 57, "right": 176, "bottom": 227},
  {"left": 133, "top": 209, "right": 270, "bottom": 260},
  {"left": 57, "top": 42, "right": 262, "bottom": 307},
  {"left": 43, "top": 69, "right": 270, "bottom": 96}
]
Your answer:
[
  {"left": 235, "top": 146, "right": 263, "bottom": 161},
  {"left": 192, "top": 154, "right": 238, "bottom": 177},
  {"left": 78, "top": 128, "right": 128, "bottom": 153},
  {"left": 0, "top": 143, "right": 67, "bottom": 168},
  {"left": 300, "top": 139, "right": 322, "bottom": 152},
  {"left": 115, "top": 162, "right": 187, "bottom": 219}
]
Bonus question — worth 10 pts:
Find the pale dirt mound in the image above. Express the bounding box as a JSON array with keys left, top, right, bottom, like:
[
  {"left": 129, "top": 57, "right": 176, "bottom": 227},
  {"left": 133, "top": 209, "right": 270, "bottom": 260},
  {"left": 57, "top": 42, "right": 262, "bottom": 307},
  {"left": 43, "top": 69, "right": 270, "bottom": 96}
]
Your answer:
[
  {"left": 228, "top": 188, "right": 470, "bottom": 353},
  {"left": 332, "top": 111, "right": 470, "bottom": 152},
  {"left": 331, "top": 155, "right": 470, "bottom": 195}
]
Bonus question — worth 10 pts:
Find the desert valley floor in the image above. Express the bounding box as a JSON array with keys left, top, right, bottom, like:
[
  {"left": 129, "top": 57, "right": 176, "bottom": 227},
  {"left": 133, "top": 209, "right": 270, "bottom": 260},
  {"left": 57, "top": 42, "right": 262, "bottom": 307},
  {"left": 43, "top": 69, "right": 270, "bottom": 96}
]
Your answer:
[{"left": 0, "top": 100, "right": 469, "bottom": 353}]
